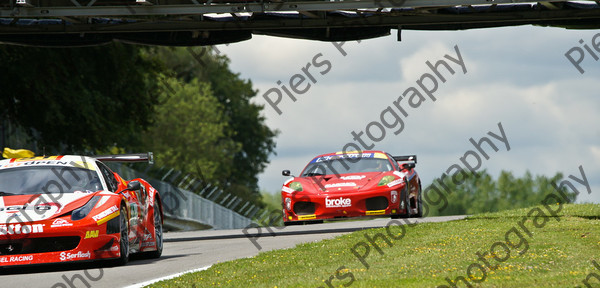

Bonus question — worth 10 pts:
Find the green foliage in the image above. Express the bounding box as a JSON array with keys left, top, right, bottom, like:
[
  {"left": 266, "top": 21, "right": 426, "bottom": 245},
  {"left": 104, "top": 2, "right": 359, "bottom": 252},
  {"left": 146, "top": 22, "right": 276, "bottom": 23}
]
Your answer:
[
  {"left": 259, "top": 191, "right": 283, "bottom": 225},
  {"left": 260, "top": 191, "right": 282, "bottom": 210},
  {"left": 0, "top": 43, "right": 162, "bottom": 152},
  {"left": 425, "top": 170, "right": 577, "bottom": 216},
  {"left": 0, "top": 44, "right": 277, "bottom": 208},
  {"left": 146, "top": 47, "right": 278, "bottom": 205},
  {"left": 205, "top": 54, "right": 278, "bottom": 200},
  {"left": 143, "top": 77, "right": 240, "bottom": 184}
]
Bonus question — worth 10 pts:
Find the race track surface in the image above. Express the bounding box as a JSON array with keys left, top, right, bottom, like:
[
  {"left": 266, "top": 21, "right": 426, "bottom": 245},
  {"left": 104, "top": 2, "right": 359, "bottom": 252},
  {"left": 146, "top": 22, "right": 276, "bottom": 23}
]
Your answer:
[{"left": 0, "top": 215, "right": 465, "bottom": 288}]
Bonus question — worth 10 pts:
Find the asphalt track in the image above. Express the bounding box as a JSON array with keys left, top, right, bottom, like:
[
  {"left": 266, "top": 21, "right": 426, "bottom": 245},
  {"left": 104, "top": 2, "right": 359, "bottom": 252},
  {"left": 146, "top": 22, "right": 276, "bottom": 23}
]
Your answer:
[{"left": 0, "top": 215, "right": 465, "bottom": 288}]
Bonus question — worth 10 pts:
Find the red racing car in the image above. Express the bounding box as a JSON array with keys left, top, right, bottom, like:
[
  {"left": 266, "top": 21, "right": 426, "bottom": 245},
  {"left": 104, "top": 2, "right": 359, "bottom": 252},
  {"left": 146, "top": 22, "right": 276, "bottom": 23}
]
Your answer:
[
  {"left": 0, "top": 153, "right": 163, "bottom": 267},
  {"left": 281, "top": 150, "right": 422, "bottom": 225}
]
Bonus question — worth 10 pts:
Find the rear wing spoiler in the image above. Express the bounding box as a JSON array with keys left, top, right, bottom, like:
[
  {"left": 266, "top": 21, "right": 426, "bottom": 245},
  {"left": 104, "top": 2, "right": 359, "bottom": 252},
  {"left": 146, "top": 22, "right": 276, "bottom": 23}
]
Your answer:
[
  {"left": 93, "top": 152, "right": 154, "bottom": 165},
  {"left": 392, "top": 155, "right": 417, "bottom": 164}
]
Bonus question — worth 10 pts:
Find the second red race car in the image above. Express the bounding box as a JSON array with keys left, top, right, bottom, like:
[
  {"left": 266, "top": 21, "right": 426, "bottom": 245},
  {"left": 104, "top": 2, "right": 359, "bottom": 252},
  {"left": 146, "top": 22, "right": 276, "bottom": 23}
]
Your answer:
[{"left": 281, "top": 150, "right": 422, "bottom": 225}]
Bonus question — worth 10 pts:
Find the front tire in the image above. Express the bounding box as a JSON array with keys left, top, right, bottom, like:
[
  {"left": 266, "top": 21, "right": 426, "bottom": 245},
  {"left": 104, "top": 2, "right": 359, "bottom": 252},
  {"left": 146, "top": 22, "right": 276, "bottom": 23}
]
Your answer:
[
  {"left": 414, "top": 185, "right": 423, "bottom": 218},
  {"left": 109, "top": 205, "right": 129, "bottom": 266},
  {"left": 144, "top": 204, "right": 163, "bottom": 259}
]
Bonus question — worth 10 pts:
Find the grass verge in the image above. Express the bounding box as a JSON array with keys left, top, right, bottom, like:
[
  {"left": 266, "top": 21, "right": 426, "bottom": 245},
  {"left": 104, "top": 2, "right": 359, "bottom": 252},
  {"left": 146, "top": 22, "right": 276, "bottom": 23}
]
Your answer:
[{"left": 149, "top": 203, "right": 600, "bottom": 288}]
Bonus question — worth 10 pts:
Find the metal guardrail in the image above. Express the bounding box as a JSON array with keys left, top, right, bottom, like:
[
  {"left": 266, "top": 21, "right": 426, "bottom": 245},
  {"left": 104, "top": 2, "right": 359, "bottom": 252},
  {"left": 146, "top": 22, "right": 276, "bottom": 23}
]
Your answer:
[{"left": 107, "top": 163, "right": 254, "bottom": 230}]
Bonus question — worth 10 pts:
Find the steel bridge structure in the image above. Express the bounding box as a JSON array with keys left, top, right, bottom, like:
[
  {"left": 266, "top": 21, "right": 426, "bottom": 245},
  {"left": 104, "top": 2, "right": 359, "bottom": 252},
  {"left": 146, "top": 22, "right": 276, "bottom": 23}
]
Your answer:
[{"left": 1, "top": 0, "right": 599, "bottom": 46}]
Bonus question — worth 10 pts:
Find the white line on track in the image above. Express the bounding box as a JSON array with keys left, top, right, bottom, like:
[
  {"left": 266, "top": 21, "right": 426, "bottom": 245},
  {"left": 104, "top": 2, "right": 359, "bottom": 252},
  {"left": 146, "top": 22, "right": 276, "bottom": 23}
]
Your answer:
[{"left": 123, "top": 265, "right": 212, "bottom": 288}]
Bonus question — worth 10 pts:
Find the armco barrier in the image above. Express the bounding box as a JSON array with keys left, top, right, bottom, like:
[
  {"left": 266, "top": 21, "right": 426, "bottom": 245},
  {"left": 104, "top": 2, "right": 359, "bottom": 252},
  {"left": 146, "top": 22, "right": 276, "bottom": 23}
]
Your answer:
[{"left": 107, "top": 163, "right": 253, "bottom": 230}]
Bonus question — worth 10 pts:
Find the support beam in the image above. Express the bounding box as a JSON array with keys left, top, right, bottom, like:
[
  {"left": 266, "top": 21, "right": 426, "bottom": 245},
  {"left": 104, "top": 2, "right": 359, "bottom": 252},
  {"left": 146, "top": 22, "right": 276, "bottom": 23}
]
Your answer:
[{"left": 2, "top": 0, "right": 583, "bottom": 17}]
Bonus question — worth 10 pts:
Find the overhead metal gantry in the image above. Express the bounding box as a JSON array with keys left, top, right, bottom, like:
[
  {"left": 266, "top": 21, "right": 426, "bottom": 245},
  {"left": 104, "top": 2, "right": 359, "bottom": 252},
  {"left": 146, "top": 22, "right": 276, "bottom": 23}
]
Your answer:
[
  {"left": 0, "top": 0, "right": 586, "bottom": 16},
  {"left": 1, "top": 0, "right": 600, "bottom": 46}
]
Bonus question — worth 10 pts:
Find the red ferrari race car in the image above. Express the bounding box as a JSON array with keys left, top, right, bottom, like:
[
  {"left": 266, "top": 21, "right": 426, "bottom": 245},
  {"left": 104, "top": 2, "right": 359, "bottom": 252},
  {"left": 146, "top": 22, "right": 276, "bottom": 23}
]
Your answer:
[
  {"left": 0, "top": 153, "right": 163, "bottom": 267},
  {"left": 281, "top": 150, "right": 422, "bottom": 225}
]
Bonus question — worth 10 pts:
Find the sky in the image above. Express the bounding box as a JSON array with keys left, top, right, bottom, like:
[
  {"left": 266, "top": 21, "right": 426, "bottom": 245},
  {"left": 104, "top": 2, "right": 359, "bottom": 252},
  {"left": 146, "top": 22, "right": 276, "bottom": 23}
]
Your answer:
[{"left": 213, "top": 24, "right": 600, "bottom": 203}]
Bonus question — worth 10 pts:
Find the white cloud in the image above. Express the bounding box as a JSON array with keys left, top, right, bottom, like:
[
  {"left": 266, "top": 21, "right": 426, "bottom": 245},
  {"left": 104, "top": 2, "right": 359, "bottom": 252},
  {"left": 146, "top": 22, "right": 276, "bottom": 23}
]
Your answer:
[{"left": 591, "top": 146, "right": 600, "bottom": 162}]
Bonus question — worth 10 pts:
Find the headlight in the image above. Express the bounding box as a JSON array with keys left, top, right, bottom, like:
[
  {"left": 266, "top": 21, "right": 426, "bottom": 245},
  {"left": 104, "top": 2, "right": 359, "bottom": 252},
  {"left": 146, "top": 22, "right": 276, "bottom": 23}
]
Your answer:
[
  {"left": 285, "top": 198, "right": 291, "bottom": 211},
  {"left": 71, "top": 196, "right": 101, "bottom": 221},
  {"left": 378, "top": 175, "right": 395, "bottom": 186},
  {"left": 289, "top": 182, "right": 303, "bottom": 192}
]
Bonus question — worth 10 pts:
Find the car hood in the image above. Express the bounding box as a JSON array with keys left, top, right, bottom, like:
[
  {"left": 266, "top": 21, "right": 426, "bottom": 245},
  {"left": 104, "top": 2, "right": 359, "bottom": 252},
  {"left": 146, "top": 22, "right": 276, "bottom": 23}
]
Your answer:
[
  {"left": 0, "top": 192, "right": 102, "bottom": 223},
  {"left": 299, "top": 171, "right": 393, "bottom": 194}
]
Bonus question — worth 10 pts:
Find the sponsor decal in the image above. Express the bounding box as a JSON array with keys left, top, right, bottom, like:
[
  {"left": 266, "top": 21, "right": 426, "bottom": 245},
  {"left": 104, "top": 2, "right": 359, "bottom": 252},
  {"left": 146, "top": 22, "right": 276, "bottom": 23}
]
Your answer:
[
  {"left": 340, "top": 175, "right": 366, "bottom": 180},
  {"left": 51, "top": 218, "right": 73, "bottom": 228},
  {"left": 387, "top": 179, "right": 404, "bottom": 188},
  {"left": 335, "top": 150, "right": 360, "bottom": 155},
  {"left": 59, "top": 251, "right": 91, "bottom": 261},
  {"left": 373, "top": 153, "right": 387, "bottom": 159},
  {"left": 0, "top": 224, "right": 44, "bottom": 235},
  {"left": 92, "top": 205, "right": 119, "bottom": 224},
  {"left": 1, "top": 160, "right": 70, "bottom": 169},
  {"left": 10, "top": 156, "right": 63, "bottom": 162},
  {"left": 143, "top": 232, "right": 153, "bottom": 241},
  {"left": 312, "top": 153, "right": 374, "bottom": 163},
  {"left": 0, "top": 205, "right": 53, "bottom": 212},
  {"left": 391, "top": 190, "right": 398, "bottom": 203},
  {"left": 325, "top": 197, "right": 352, "bottom": 208},
  {"left": 324, "top": 182, "right": 356, "bottom": 189},
  {"left": 148, "top": 187, "right": 156, "bottom": 206},
  {"left": 110, "top": 245, "right": 119, "bottom": 252},
  {"left": 393, "top": 171, "right": 406, "bottom": 178},
  {"left": 298, "top": 214, "right": 316, "bottom": 220},
  {"left": 142, "top": 241, "right": 156, "bottom": 248},
  {"left": 0, "top": 255, "right": 34, "bottom": 263},
  {"left": 84, "top": 230, "right": 99, "bottom": 239},
  {"left": 366, "top": 210, "right": 386, "bottom": 215},
  {"left": 281, "top": 186, "right": 295, "bottom": 194}
]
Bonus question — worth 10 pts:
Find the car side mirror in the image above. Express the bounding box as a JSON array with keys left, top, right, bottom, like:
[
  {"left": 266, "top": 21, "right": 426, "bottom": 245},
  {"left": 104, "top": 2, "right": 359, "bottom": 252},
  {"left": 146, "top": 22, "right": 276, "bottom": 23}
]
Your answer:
[
  {"left": 126, "top": 181, "right": 141, "bottom": 191},
  {"left": 402, "top": 163, "right": 416, "bottom": 170},
  {"left": 282, "top": 170, "right": 291, "bottom": 176}
]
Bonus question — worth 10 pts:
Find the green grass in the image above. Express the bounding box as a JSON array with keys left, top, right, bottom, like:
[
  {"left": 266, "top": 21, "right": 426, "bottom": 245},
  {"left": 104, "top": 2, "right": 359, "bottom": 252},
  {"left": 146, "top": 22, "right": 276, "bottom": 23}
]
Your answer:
[{"left": 149, "top": 204, "right": 600, "bottom": 288}]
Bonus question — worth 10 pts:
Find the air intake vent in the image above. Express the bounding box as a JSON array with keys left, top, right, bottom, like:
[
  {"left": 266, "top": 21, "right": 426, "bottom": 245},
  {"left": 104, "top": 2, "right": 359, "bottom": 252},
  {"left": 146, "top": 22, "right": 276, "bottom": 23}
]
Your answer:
[{"left": 366, "top": 196, "right": 389, "bottom": 211}]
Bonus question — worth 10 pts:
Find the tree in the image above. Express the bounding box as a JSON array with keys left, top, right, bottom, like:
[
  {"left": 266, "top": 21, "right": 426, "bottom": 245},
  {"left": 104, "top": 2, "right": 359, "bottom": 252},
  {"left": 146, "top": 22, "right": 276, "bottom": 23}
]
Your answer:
[
  {"left": 0, "top": 43, "right": 162, "bottom": 153},
  {"left": 147, "top": 47, "right": 278, "bottom": 203},
  {"left": 0, "top": 44, "right": 277, "bottom": 208},
  {"left": 143, "top": 77, "right": 240, "bottom": 184},
  {"left": 202, "top": 53, "right": 278, "bottom": 201},
  {"left": 425, "top": 170, "right": 576, "bottom": 216}
]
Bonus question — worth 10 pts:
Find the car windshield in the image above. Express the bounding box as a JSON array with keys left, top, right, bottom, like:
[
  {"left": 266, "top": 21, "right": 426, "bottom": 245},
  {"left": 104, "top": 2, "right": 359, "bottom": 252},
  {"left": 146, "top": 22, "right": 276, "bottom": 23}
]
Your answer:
[
  {"left": 0, "top": 166, "right": 103, "bottom": 195},
  {"left": 301, "top": 158, "right": 392, "bottom": 177}
]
